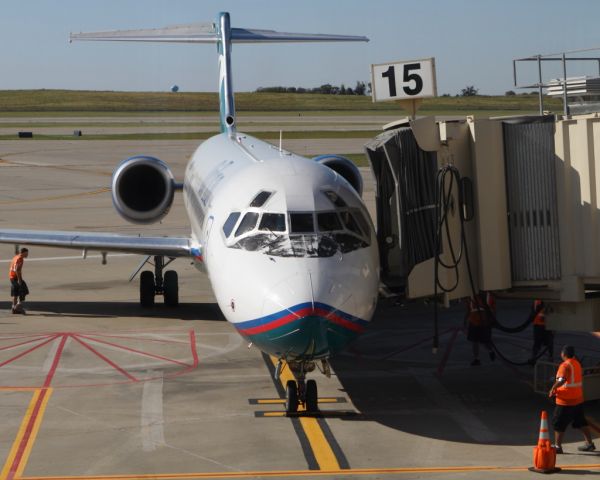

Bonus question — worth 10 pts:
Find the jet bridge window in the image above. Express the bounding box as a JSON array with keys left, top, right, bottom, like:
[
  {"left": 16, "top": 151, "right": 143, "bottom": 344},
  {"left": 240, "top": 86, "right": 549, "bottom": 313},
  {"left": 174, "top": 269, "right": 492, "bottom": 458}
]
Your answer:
[
  {"left": 222, "top": 212, "right": 241, "bottom": 237},
  {"left": 250, "top": 191, "right": 273, "bottom": 207},
  {"left": 259, "top": 213, "right": 286, "bottom": 232},
  {"left": 235, "top": 212, "right": 259, "bottom": 237},
  {"left": 290, "top": 213, "right": 314, "bottom": 233}
]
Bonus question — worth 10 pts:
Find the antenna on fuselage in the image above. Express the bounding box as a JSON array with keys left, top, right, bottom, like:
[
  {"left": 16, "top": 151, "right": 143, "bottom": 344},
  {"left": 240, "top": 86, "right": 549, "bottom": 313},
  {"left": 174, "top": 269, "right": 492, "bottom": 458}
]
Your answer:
[{"left": 70, "top": 12, "right": 369, "bottom": 138}]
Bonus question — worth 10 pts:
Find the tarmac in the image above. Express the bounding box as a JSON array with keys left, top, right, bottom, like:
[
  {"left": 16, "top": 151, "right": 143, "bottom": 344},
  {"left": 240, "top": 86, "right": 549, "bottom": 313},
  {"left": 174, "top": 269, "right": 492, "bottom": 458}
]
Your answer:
[{"left": 1, "top": 124, "right": 600, "bottom": 480}]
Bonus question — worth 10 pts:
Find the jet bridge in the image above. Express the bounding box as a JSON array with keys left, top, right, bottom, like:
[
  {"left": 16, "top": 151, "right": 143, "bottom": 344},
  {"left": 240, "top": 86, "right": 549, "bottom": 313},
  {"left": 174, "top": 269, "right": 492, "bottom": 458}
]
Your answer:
[{"left": 366, "top": 112, "right": 600, "bottom": 332}]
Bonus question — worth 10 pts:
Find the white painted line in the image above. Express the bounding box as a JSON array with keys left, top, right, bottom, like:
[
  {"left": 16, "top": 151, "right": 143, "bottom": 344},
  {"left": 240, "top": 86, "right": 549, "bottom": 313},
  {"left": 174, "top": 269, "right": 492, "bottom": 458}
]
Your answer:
[
  {"left": 0, "top": 253, "right": 135, "bottom": 263},
  {"left": 141, "top": 372, "right": 165, "bottom": 452}
]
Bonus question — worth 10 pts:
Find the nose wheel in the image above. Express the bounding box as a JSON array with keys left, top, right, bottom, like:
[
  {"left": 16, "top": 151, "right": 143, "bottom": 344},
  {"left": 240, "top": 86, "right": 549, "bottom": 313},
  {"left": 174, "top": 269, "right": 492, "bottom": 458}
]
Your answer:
[
  {"left": 284, "top": 362, "right": 319, "bottom": 414},
  {"left": 137, "top": 255, "right": 178, "bottom": 307}
]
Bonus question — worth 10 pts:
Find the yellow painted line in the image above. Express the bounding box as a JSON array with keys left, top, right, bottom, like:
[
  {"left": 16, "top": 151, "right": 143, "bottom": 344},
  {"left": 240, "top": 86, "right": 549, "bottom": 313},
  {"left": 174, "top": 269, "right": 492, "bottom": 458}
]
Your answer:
[
  {"left": 1, "top": 388, "right": 53, "bottom": 480},
  {"left": 269, "top": 356, "right": 339, "bottom": 470},
  {"left": 17, "top": 463, "right": 600, "bottom": 479},
  {"left": 0, "top": 387, "right": 41, "bottom": 392},
  {"left": 14, "top": 388, "right": 53, "bottom": 478},
  {"left": 256, "top": 398, "right": 340, "bottom": 405}
]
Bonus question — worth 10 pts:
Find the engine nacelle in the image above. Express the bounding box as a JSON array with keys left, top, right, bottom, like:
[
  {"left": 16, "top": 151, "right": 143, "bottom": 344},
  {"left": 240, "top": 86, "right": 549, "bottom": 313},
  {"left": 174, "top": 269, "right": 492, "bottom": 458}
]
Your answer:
[
  {"left": 111, "top": 156, "right": 176, "bottom": 224},
  {"left": 313, "top": 154, "right": 363, "bottom": 196}
]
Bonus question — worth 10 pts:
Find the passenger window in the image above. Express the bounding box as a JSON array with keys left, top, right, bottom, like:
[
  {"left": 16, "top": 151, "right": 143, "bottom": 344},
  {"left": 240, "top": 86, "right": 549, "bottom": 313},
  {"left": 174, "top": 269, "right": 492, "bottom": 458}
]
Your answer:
[
  {"left": 250, "top": 191, "right": 273, "bottom": 207},
  {"left": 340, "top": 211, "right": 362, "bottom": 235},
  {"left": 235, "top": 212, "right": 259, "bottom": 236},
  {"left": 324, "top": 190, "right": 347, "bottom": 208},
  {"left": 222, "top": 212, "right": 241, "bottom": 237},
  {"left": 317, "top": 212, "right": 342, "bottom": 232},
  {"left": 290, "top": 213, "right": 314, "bottom": 233},
  {"left": 259, "top": 213, "right": 286, "bottom": 232}
]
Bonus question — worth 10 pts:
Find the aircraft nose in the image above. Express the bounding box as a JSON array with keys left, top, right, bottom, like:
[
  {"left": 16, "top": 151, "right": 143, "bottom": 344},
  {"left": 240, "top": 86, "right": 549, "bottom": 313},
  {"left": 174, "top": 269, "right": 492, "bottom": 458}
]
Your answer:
[{"left": 248, "top": 270, "right": 369, "bottom": 359}]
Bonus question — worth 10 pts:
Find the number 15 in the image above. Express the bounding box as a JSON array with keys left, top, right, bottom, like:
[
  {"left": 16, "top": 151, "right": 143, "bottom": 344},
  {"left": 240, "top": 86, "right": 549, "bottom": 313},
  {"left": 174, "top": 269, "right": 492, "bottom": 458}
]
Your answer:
[{"left": 381, "top": 63, "right": 423, "bottom": 97}]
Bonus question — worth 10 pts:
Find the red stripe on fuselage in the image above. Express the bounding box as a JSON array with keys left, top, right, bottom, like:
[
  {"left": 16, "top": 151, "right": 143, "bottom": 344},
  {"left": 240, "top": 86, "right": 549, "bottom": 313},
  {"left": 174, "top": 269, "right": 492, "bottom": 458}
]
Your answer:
[{"left": 237, "top": 306, "right": 365, "bottom": 336}]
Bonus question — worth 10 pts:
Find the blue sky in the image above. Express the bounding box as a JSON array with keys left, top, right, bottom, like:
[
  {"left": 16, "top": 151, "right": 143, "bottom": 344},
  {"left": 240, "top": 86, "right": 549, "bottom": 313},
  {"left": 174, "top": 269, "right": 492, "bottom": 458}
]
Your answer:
[{"left": 3, "top": 0, "right": 600, "bottom": 95}]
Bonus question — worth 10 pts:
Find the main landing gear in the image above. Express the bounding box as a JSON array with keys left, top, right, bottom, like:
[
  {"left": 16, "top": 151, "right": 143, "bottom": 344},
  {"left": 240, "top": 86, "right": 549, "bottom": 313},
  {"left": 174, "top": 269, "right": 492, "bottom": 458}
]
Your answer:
[
  {"left": 136, "top": 255, "right": 179, "bottom": 307},
  {"left": 284, "top": 361, "right": 319, "bottom": 414}
]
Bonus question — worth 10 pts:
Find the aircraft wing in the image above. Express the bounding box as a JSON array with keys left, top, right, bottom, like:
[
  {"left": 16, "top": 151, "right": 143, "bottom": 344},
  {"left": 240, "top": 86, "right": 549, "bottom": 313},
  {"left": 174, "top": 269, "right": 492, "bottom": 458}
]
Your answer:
[{"left": 0, "top": 229, "right": 192, "bottom": 258}]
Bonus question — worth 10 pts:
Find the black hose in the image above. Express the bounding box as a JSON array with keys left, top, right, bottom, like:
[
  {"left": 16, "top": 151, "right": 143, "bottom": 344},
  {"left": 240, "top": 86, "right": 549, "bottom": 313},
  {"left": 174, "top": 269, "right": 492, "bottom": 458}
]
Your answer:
[{"left": 490, "top": 341, "right": 549, "bottom": 366}]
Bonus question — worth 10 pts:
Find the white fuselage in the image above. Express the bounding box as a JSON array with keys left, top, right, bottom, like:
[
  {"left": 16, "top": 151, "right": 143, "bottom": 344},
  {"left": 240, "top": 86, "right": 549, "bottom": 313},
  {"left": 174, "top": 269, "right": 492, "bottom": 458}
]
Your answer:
[{"left": 183, "top": 132, "right": 379, "bottom": 361}]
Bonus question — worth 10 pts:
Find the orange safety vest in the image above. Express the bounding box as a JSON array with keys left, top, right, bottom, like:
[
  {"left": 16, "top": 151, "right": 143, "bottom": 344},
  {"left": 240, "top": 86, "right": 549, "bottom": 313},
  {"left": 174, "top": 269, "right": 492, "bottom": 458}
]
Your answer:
[
  {"left": 9, "top": 254, "right": 23, "bottom": 280},
  {"left": 533, "top": 310, "right": 545, "bottom": 326},
  {"left": 468, "top": 294, "right": 493, "bottom": 327},
  {"left": 555, "top": 358, "right": 584, "bottom": 406}
]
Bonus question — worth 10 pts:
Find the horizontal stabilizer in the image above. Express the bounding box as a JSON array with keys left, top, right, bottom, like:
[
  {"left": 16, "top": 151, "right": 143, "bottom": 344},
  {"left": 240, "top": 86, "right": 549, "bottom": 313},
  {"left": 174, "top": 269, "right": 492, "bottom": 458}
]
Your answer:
[{"left": 70, "top": 23, "right": 368, "bottom": 44}]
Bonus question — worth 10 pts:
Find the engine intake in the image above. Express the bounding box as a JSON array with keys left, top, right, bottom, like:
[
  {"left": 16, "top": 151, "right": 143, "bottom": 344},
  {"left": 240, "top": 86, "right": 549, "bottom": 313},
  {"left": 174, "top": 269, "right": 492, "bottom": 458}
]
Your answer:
[
  {"left": 313, "top": 154, "right": 363, "bottom": 196},
  {"left": 112, "top": 156, "right": 175, "bottom": 224}
]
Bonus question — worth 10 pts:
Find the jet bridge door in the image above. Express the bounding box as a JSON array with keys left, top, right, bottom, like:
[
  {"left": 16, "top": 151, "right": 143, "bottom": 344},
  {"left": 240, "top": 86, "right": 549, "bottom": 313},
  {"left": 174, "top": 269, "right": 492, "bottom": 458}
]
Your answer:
[{"left": 502, "top": 118, "right": 561, "bottom": 282}]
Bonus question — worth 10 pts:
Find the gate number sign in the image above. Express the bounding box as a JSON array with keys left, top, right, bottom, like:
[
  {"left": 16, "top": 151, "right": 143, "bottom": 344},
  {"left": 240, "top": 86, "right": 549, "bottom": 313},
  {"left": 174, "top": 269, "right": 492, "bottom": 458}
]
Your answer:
[{"left": 371, "top": 58, "right": 437, "bottom": 102}]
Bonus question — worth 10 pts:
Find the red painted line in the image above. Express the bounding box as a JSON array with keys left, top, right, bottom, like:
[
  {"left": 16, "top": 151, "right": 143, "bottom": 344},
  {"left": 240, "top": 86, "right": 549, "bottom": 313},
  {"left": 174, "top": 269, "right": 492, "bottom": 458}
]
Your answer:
[
  {"left": 436, "top": 328, "right": 461, "bottom": 377},
  {"left": 71, "top": 336, "right": 138, "bottom": 382},
  {"left": 0, "top": 335, "right": 59, "bottom": 369},
  {"left": 0, "top": 334, "right": 54, "bottom": 342},
  {"left": 77, "top": 334, "right": 191, "bottom": 368},
  {"left": 316, "top": 308, "right": 365, "bottom": 334},
  {"left": 43, "top": 335, "right": 68, "bottom": 388},
  {"left": 6, "top": 389, "right": 48, "bottom": 480},
  {"left": 190, "top": 330, "right": 199, "bottom": 368},
  {"left": 87, "top": 333, "right": 189, "bottom": 345},
  {"left": 0, "top": 335, "right": 56, "bottom": 352}
]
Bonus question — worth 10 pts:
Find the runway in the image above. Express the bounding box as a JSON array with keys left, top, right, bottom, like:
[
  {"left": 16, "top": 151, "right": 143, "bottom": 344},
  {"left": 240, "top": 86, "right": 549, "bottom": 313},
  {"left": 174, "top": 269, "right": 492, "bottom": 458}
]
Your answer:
[{"left": 1, "top": 124, "right": 600, "bottom": 480}]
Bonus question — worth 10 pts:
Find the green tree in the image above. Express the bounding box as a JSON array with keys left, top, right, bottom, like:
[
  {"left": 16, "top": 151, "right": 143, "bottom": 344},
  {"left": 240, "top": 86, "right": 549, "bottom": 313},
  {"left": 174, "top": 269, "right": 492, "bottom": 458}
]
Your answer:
[{"left": 460, "top": 85, "right": 479, "bottom": 96}]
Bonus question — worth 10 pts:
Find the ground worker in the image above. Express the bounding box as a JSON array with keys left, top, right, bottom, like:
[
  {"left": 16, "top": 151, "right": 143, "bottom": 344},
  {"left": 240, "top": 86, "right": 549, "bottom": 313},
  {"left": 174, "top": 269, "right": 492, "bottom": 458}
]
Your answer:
[
  {"left": 9, "top": 247, "right": 29, "bottom": 314},
  {"left": 465, "top": 291, "right": 496, "bottom": 366},
  {"left": 549, "top": 345, "right": 596, "bottom": 453},
  {"left": 529, "top": 299, "right": 554, "bottom": 364}
]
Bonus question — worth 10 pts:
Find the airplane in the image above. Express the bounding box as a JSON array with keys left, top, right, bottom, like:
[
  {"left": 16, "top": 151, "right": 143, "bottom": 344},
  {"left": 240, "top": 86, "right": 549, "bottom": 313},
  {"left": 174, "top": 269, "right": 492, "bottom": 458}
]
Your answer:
[{"left": 0, "top": 12, "right": 379, "bottom": 414}]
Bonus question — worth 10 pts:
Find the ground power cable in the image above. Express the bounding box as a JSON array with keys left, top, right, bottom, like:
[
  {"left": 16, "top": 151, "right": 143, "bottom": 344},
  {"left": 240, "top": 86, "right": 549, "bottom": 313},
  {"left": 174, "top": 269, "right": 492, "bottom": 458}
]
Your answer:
[{"left": 431, "top": 163, "right": 545, "bottom": 366}]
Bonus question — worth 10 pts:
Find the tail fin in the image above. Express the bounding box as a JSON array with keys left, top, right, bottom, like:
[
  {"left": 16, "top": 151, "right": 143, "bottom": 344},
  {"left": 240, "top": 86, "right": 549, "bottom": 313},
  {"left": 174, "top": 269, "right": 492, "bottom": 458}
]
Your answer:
[{"left": 70, "top": 12, "right": 369, "bottom": 136}]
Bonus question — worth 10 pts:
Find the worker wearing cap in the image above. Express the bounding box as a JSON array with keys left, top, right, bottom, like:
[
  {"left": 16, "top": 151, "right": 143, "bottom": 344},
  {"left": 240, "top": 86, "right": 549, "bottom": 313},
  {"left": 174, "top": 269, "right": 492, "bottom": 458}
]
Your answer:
[
  {"left": 9, "top": 247, "right": 29, "bottom": 314},
  {"left": 549, "top": 345, "right": 595, "bottom": 453}
]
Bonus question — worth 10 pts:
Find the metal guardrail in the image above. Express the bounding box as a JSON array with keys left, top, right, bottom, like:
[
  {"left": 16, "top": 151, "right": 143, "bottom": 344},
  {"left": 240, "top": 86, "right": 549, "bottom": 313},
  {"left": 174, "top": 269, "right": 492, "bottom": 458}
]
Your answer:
[{"left": 534, "top": 360, "right": 600, "bottom": 400}]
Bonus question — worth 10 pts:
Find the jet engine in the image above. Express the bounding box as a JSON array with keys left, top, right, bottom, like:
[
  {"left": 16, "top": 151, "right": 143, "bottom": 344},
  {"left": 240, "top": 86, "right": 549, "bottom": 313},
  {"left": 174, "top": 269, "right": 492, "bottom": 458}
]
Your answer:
[
  {"left": 111, "top": 156, "right": 176, "bottom": 224},
  {"left": 313, "top": 154, "right": 363, "bottom": 196}
]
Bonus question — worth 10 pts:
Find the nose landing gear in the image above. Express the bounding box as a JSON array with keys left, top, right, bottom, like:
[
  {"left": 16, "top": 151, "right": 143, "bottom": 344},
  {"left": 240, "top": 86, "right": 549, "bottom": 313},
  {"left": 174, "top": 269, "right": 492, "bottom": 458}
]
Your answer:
[{"left": 284, "top": 361, "right": 319, "bottom": 414}]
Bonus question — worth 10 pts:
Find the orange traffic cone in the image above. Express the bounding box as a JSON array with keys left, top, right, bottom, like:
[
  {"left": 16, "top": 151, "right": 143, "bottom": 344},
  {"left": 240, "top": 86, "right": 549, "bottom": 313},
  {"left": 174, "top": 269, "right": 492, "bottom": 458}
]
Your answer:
[{"left": 529, "top": 410, "right": 561, "bottom": 474}]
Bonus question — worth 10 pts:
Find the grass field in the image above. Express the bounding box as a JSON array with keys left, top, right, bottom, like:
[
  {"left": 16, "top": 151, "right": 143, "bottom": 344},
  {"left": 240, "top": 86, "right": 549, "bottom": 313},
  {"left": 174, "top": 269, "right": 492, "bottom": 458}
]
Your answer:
[{"left": 0, "top": 89, "right": 562, "bottom": 115}]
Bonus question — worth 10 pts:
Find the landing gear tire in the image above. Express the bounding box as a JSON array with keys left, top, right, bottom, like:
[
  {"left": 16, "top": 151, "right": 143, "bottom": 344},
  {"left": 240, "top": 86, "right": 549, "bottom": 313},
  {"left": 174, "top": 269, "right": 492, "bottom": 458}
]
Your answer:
[
  {"left": 285, "top": 380, "right": 299, "bottom": 414},
  {"left": 164, "top": 270, "right": 179, "bottom": 306},
  {"left": 140, "top": 270, "right": 155, "bottom": 308},
  {"left": 305, "top": 379, "right": 318, "bottom": 413}
]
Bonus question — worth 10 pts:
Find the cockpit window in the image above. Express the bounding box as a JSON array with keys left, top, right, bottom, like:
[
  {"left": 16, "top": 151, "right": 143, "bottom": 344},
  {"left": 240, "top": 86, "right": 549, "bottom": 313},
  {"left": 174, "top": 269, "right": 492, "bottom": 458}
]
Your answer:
[
  {"left": 222, "top": 211, "right": 241, "bottom": 237},
  {"left": 235, "top": 212, "right": 259, "bottom": 237},
  {"left": 353, "top": 210, "right": 371, "bottom": 238},
  {"left": 259, "top": 213, "right": 286, "bottom": 232},
  {"left": 324, "top": 190, "right": 347, "bottom": 208},
  {"left": 290, "top": 213, "right": 314, "bottom": 233},
  {"left": 249, "top": 191, "right": 273, "bottom": 207},
  {"left": 317, "top": 212, "right": 342, "bottom": 232},
  {"left": 339, "top": 211, "right": 362, "bottom": 236}
]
